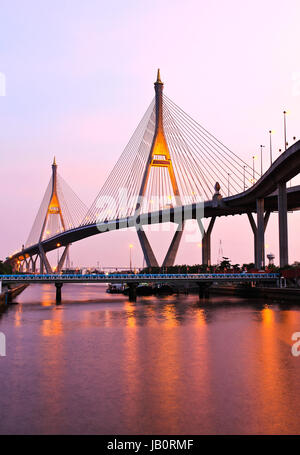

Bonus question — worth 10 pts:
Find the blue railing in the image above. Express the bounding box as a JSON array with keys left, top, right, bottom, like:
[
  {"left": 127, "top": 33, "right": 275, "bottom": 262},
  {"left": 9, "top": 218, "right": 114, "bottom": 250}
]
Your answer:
[{"left": 0, "top": 273, "right": 280, "bottom": 281}]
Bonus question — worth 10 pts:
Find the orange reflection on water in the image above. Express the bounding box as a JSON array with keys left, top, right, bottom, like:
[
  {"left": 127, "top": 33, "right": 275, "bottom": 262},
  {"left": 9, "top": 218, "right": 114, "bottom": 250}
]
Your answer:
[
  {"left": 41, "top": 310, "right": 64, "bottom": 336},
  {"left": 14, "top": 304, "right": 23, "bottom": 327},
  {"left": 125, "top": 301, "right": 137, "bottom": 328},
  {"left": 39, "top": 307, "right": 66, "bottom": 433},
  {"left": 41, "top": 284, "right": 55, "bottom": 306},
  {"left": 249, "top": 305, "right": 300, "bottom": 434},
  {"left": 162, "top": 303, "right": 179, "bottom": 328},
  {"left": 261, "top": 306, "right": 274, "bottom": 326},
  {"left": 195, "top": 307, "right": 207, "bottom": 327}
]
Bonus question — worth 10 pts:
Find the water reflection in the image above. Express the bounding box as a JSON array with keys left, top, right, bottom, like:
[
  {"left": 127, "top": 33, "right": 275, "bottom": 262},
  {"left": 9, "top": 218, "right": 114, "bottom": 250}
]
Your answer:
[{"left": 1, "top": 284, "right": 300, "bottom": 434}]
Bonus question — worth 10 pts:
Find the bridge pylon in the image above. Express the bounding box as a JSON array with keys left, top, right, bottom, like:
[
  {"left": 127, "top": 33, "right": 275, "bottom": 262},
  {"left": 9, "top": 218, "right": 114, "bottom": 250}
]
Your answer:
[
  {"left": 38, "top": 158, "right": 69, "bottom": 273},
  {"left": 135, "top": 70, "right": 184, "bottom": 267}
]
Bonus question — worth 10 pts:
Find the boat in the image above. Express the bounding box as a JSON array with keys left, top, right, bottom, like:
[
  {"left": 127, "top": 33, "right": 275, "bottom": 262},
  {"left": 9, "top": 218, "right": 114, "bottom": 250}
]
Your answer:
[
  {"left": 106, "top": 283, "right": 125, "bottom": 294},
  {"left": 123, "top": 283, "right": 154, "bottom": 296}
]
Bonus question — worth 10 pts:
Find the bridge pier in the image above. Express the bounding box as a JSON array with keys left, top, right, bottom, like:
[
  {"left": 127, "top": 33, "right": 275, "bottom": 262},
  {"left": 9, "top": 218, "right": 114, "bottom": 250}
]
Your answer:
[
  {"left": 256, "top": 199, "right": 265, "bottom": 269},
  {"left": 127, "top": 283, "right": 137, "bottom": 302},
  {"left": 278, "top": 182, "right": 288, "bottom": 266},
  {"left": 247, "top": 213, "right": 258, "bottom": 266},
  {"left": 57, "top": 245, "right": 70, "bottom": 272},
  {"left": 32, "top": 255, "right": 38, "bottom": 273},
  {"left": 38, "top": 244, "right": 52, "bottom": 274},
  {"left": 25, "top": 257, "right": 30, "bottom": 273},
  {"left": 39, "top": 254, "right": 44, "bottom": 274},
  {"left": 198, "top": 217, "right": 216, "bottom": 266},
  {"left": 248, "top": 207, "right": 270, "bottom": 268},
  {"left": 137, "top": 227, "right": 159, "bottom": 268},
  {"left": 197, "top": 282, "right": 211, "bottom": 299},
  {"left": 55, "top": 282, "right": 63, "bottom": 304},
  {"left": 162, "top": 223, "right": 184, "bottom": 267}
]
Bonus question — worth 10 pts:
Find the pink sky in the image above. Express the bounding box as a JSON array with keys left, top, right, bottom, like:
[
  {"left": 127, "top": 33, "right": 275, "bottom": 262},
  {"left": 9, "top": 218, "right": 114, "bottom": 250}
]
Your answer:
[{"left": 1, "top": 0, "right": 300, "bottom": 268}]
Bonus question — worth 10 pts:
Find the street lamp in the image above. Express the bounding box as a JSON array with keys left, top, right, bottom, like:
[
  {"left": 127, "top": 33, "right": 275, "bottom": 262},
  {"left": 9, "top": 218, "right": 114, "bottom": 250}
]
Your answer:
[
  {"left": 243, "top": 165, "right": 247, "bottom": 191},
  {"left": 227, "top": 173, "right": 230, "bottom": 196},
  {"left": 252, "top": 155, "right": 257, "bottom": 182},
  {"left": 283, "top": 110, "right": 288, "bottom": 151},
  {"left": 129, "top": 244, "right": 133, "bottom": 271},
  {"left": 260, "top": 145, "right": 265, "bottom": 176},
  {"left": 56, "top": 243, "right": 61, "bottom": 271},
  {"left": 269, "top": 130, "right": 273, "bottom": 165}
]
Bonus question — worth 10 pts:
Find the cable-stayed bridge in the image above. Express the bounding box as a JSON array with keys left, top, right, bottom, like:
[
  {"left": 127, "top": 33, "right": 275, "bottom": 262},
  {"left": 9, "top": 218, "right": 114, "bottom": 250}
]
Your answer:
[{"left": 6, "top": 70, "right": 300, "bottom": 272}]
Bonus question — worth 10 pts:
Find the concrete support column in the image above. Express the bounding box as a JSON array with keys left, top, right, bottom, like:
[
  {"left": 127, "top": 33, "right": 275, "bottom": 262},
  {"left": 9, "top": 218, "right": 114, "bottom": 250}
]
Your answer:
[
  {"left": 248, "top": 210, "right": 270, "bottom": 267},
  {"left": 29, "top": 258, "right": 33, "bottom": 273},
  {"left": 256, "top": 198, "right": 265, "bottom": 269},
  {"left": 38, "top": 244, "right": 52, "bottom": 274},
  {"left": 278, "top": 182, "right": 288, "bottom": 266},
  {"left": 127, "top": 283, "right": 137, "bottom": 302},
  {"left": 136, "top": 227, "right": 159, "bottom": 268},
  {"left": 162, "top": 223, "right": 184, "bottom": 267},
  {"left": 32, "top": 255, "right": 38, "bottom": 274},
  {"left": 197, "top": 282, "right": 211, "bottom": 300},
  {"left": 201, "top": 217, "right": 216, "bottom": 266},
  {"left": 55, "top": 282, "right": 63, "bottom": 304},
  {"left": 247, "top": 213, "right": 257, "bottom": 266},
  {"left": 57, "top": 245, "right": 69, "bottom": 273},
  {"left": 40, "top": 255, "right": 44, "bottom": 274}
]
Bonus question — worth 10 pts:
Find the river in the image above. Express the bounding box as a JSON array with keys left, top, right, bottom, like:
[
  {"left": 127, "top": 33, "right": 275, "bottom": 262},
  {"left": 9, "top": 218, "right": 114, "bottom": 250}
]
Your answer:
[{"left": 0, "top": 283, "right": 300, "bottom": 435}]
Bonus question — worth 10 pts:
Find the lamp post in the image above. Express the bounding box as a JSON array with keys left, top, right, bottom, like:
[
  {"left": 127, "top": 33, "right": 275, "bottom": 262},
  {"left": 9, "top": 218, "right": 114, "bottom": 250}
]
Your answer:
[
  {"left": 227, "top": 173, "right": 230, "bottom": 196},
  {"left": 252, "top": 155, "right": 257, "bottom": 182},
  {"left": 243, "top": 165, "right": 247, "bottom": 191},
  {"left": 269, "top": 130, "right": 273, "bottom": 165},
  {"left": 283, "top": 110, "right": 288, "bottom": 151},
  {"left": 56, "top": 243, "right": 61, "bottom": 271},
  {"left": 260, "top": 145, "right": 265, "bottom": 176},
  {"left": 129, "top": 244, "right": 133, "bottom": 271}
]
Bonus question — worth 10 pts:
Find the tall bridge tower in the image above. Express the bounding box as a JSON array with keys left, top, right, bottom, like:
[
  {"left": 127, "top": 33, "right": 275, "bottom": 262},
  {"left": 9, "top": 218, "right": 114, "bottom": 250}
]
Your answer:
[
  {"left": 38, "top": 158, "right": 69, "bottom": 273},
  {"left": 136, "top": 70, "right": 184, "bottom": 268},
  {"left": 15, "top": 158, "right": 87, "bottom": 274}
]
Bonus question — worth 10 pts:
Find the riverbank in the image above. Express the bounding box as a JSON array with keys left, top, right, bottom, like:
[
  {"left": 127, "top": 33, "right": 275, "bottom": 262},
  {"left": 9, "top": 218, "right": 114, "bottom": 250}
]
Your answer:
[
  {"left": 0, "top": 284, "right": 28, "bottom": 309},
  {"left": 210, "top": 285, "right": 300, "bottom": 302}
]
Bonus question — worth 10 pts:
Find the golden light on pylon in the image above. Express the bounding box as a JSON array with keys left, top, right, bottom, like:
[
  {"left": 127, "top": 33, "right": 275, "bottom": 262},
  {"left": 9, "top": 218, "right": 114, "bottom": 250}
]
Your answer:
[
  {"left": 56, "top": 243, "right": 61, "bottom": 247},
  {"left": 138, "top": 70, "right": 181, "bottom": 203},
  {"left": 129, "top": 243, "right": 133, "bottom": 249}
]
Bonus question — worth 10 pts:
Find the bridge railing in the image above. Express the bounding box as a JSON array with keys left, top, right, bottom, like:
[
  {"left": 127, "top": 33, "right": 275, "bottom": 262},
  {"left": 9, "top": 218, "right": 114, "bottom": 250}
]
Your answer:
[{"left": 0, "top": 273, "right": 280, "bottom": 281}]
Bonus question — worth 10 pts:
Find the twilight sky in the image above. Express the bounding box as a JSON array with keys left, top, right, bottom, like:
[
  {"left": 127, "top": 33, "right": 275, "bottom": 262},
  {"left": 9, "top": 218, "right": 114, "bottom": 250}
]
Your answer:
[{"left": 1, "top": 0, "right": 300, "bottom": 268}]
